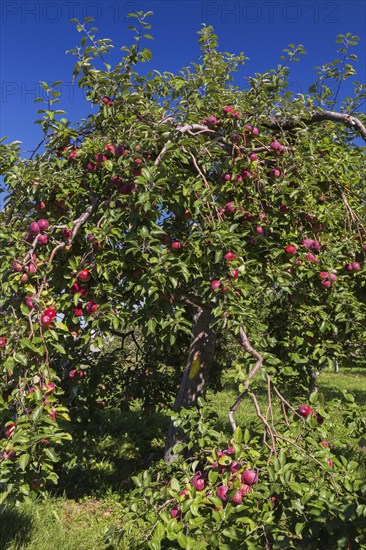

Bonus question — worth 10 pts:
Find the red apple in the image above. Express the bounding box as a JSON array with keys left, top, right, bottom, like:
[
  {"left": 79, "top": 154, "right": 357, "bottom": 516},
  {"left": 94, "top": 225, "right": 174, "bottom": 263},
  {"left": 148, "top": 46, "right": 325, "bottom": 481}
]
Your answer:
[
  {"left": 319, "top": 271, "right": 329, "bottom": 279},
  {"left": 25, "top": 263, "right": 37, "bottom": 274},
  {"left": 104, "top": 144, "right": 115, "bottom": 157},
  {"left": 170, "top": 507, "right": 181, "bottom": 519},
  {"left": 241, "top": 469, "right": 258, "bottom": 485},
  {"left": 95, "top": 154, "right": 107, "bottom": 164},
  {"left": 35, "top": 201, "right": 46, "bottom": 210},
  {"left": 249, "top": 153, "right": 258, "bottom": 162},
  {"left": 352, "top": 262, "right": 361, "bottom": 271},
  {"left": 321, "top": 280, "right": 331, "bottom": 288},
  {"left": 231, "top": 490, "right": 243, "bottom": 504},
  {"left": 71, "top": 282, "right": 81, "bottom": 294},
  {"left": 44, "top": 307, "right": 57, "bottom": 319},
  {"left": 285, "top": 245, "right": 296, "bottom": 255},
  {"left": 69, "top": 150, "right": 79, "bottom": 162},
  {"left": 37, "top": 219, "right": 49, "bottom": 231},
  {"left": 305, "top": 253, "right": 316, "bottom": 262},
  {"left": 115, "top": 145, "right": 127, "bottom": 157},
  {"left": 225, "top": 202, "right": 236, "bottom": 214},
  {"left": 229, "top": 461, "right": 240, "bottom": 473},
  {"left": 228, "top": 269, "right": 239, "bottom": 279},
  {"left": 101, "top": 96, "right": 113, "bottom": 106},
  {"left": 74, "top": 308, "right": 83, "bottom": 317},
  {"left": 12, "top": 260, "right": 23, "bottom": 272},
  {"left": 63, "top": 228, "right": 72, "bottom": 239},
  {"left": 192, "top": 475, "right": 205, "bottom": 491},
  {"left": 118, "top": 184, "right": 133, "bottom": 195},
  {"left": 241, "top": 169, "right": 251, "bottom": 179},
  {"left": 85, "top": 301, "right": 98, "bottom": 314},
  {"left": 37, "top": 234, "right": 48, "bottom": 245},
  {"left": 170, "top": 241, "right": 182, "bottom": 252},
  {"left": 25, "top": 297, "right": 34, "bottom": 309},
  {"left": 0, "top": 337, "right": 6, "bottom": 349},
  {"left": 216, "top": 485, "right": 229, "bottom": 502},
  {"left": 320, "top": 441, "right": 329, "bottom": 448},
  {"left": 87, "top": 162, "right": 97, "bottom": 172},
  {"left": 271, "top": 168, "right": 281, "bottom": 178},
  {"left": 29, "top": 221, "right": 40, "bottom": 234},
  {"left": 40, "top": 314, "right": 53, "bottom": 326},
  {"left": 240, "top": 483, "right": 251, "bottom": 495},
  {"left": 78, "top": 270, "right": 91, "bottom": 282},
  {"left": 224, "top": 251, "right": 236, "bottom": 261},
  {"left": 210, "top": 280, "right": 221, "bottom": 291},
  {"left": 297, "top": 404, "right": 312, "bottom": 418},
  {"left": 4, "top": 422, "right": 16, "bottom": 438},
  {"left": 270, "top": 141, "right": 281, "bottom": 151}
]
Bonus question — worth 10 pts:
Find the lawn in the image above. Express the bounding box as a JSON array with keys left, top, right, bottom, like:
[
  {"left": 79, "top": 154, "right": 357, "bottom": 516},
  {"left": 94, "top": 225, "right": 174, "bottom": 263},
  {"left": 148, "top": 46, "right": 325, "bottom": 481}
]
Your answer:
[{"left": 1, "top": 367, "right": 365, "bottom": 550}]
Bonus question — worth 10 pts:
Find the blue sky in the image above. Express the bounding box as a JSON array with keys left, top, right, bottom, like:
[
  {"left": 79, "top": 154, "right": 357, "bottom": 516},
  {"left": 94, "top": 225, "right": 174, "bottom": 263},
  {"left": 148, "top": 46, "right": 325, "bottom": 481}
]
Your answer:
[{"left": 0, "top": 0, "right": 365, "bottom": 192}]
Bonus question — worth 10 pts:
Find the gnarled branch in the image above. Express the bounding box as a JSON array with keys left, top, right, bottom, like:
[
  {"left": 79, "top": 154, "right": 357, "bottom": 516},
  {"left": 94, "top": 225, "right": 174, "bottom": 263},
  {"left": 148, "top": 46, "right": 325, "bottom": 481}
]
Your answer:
[{"left": 268, "top": 109, "right": 366, "bottom": 143}]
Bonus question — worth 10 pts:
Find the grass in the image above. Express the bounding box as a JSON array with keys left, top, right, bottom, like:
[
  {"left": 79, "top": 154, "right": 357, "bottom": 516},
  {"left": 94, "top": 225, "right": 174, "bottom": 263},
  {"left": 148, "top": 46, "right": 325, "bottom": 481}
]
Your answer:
[
  {"left": 0, "top": 497, "right": 122, "bottom": 550},
  {"left": 1, "top": 367, "right": 365, "bottom": 550}
]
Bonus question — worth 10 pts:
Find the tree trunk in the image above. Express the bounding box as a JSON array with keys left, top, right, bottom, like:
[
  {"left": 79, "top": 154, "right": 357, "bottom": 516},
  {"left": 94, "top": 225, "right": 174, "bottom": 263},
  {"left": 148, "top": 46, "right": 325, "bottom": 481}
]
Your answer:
[
  {"left": 308, "top": 368, "right": 319, "bottom": 396},
  {"left": 164, "top": 306, "right": 216, "bottom": 462}
]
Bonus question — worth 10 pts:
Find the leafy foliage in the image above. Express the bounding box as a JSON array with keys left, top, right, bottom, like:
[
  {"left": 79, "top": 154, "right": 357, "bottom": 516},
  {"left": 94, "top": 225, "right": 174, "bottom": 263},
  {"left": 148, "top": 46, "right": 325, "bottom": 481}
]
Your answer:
[
  {"left": 115, "top": 397, "right": 366, "bottom": 549},
  {"left": 0, "top": 11, "right": 365, "bottom": 512}
]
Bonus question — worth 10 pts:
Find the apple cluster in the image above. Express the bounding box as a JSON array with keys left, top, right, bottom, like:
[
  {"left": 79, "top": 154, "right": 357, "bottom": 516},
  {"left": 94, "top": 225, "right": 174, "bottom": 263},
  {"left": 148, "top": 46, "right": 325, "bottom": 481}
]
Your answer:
[
  {"left": 170, "top": 445, "right": 259, "bottom": 519},
  {"left": 70, "top": 270, "right": 99, "bottom": 317}
]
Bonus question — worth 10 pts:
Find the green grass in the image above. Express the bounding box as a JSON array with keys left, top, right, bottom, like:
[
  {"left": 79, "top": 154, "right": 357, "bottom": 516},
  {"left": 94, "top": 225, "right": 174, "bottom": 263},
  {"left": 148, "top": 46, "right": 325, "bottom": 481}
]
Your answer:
[
  {"left": 0, "top": 497, "right": 123, "bottom": 550},
  {"left": 1, "top": 368, "right": 365, "bottom": 550}
]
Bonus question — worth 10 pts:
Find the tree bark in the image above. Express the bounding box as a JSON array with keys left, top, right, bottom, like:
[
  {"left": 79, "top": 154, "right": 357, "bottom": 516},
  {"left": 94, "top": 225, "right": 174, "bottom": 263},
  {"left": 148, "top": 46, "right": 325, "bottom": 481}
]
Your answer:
[
  {"left": 308, "top": 368, "right": 319, "bottom": 396},
  {"left": 164, "top": 306, "right": 216, "bottom": 462}
]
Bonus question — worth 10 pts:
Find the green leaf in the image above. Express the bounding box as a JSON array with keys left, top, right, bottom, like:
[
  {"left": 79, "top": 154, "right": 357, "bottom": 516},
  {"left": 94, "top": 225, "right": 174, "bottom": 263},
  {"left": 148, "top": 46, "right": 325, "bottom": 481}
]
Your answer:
[
  {"left": 14, "top": 353, "right": 27, "bottom": 366},
  {"left": 44, "top": 448, "right": 58, "bottom": 462},
  {"left": 222, "top": 527, "right": 241, "bottom": 540},
  {"left": 234, "top": 426, "right": 243, "bottom": 443},
  {"left": 170, "top": 478, "right": 180, "bottom": 492},
  {"left": 19, "top": 453, "right": 30, "bottom": 471}
]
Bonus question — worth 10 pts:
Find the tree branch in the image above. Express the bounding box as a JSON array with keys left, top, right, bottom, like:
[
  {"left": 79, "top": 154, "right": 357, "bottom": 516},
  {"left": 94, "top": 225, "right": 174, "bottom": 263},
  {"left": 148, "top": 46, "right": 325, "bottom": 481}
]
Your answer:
[
  {"left": 228, "top": 327, "right": 263, "bottom": 432},
  {"left": 268, "top": 109, "right": 366, "bottom": 143}
]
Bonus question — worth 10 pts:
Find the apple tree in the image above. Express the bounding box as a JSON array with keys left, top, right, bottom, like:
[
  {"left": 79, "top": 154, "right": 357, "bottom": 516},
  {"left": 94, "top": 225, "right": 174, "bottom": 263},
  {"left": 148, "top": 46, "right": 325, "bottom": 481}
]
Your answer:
[{"left": 0, "top": 12, "right": 365, "bottom": 505}]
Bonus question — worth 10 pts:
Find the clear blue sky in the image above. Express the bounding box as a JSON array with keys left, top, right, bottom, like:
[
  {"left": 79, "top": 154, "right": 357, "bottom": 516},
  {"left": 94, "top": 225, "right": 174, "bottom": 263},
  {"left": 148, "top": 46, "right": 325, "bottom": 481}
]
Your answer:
[{"left": 0, "top": 1, "right": 365, "bottom": 172}]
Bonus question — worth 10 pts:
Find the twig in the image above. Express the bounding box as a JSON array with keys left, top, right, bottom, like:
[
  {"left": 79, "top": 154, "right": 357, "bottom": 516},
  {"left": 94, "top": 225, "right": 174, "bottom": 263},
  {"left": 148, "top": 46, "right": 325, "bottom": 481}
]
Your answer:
[
  {"left": 228, "top": 327, "right": 263, "bottom": 432},
  {"left": 271, "top": 383, "right": 303, "bottom": 419},
  {"left": 154, "top": 141, "right": 171, "bottom": 166},
  {"left": 248, "top": 390, "right": 277, "bottom": 457},
  {"left": 275, "top": 434, "right": 328, "bottom": 469}
]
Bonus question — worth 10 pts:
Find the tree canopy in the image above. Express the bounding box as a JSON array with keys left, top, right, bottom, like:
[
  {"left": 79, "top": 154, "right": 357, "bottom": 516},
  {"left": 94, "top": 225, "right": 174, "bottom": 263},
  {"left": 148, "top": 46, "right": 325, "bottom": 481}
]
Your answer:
[{"left": 0, "top": 12, "right": 365, "bottom": 506}]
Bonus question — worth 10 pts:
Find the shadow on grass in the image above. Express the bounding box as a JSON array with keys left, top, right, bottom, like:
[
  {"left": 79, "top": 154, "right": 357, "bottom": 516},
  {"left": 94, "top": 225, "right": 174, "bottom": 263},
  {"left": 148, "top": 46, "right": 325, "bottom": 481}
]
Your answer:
[
  {"left": 317, "top": 382, "right": 366, "bottom": 405},
  {"left": 0, "top": 506, "right": 33, "bottom": 549},
  {"left": 55, "top": 409, "right": 169, "bottom": 500}
]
